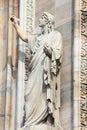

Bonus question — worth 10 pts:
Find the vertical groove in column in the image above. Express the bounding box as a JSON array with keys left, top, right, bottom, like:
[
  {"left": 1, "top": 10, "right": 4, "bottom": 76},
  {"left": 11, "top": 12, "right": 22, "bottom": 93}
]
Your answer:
[
  {"left": 73, "top": 0, "right": 81, "bottom": 130},
  {"left": 0, "top": 0, "right": 9, "bottom": 130},
  {"left": 4, "top": 0, "right": 14, "bottom": 129},
  {"left": 4, "top": 0, "right": 19, "bottom": 130},
  {"left": 16, "top": 0, "right": 25, "bottom": 128}
]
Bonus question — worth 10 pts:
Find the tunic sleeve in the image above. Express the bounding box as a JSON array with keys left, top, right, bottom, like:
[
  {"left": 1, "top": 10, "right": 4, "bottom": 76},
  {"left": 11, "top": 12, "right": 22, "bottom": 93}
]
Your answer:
[
  {"left": 27, "top": 34, "right": 36, "bottom": 52},
  {"left": 51, "top": 32, "right": 63, "bottom": 75},
  {"left": 51, "top": 32, "right": 63, "bottom": 61}
]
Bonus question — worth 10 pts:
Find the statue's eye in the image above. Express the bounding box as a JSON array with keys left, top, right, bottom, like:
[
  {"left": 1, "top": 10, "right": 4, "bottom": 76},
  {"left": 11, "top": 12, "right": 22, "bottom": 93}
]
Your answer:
[{"left": 41, "top": 15, "right": 44, "bottom": 19}]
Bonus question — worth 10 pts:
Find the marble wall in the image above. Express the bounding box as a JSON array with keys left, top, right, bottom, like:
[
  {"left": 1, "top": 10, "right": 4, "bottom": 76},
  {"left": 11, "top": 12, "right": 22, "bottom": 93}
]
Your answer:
[
  {"left": 55, "top": 0, "right": 74, "bottom": 130},
  {"left": 35, "top": 0, "right": 55, "bottom": 26}
]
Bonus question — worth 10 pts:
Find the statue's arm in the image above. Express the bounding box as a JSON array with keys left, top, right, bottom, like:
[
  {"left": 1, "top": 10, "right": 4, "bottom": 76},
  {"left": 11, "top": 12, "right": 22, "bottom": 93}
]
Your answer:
[
  {"left": 10, "top": 15, "right": 28, "bottom": 43},
  {"left": 14, "top": 23, "right": 28, "bottom": 43},
  {"left": 52, "top": 32, "right": 63, "bottom": 60}
]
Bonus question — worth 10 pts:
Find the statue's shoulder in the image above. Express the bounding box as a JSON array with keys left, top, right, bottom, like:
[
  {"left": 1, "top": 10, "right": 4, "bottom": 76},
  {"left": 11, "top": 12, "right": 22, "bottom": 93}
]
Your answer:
[
  {"left": 27, "top": 34, "right": 37, "bottom": 45},
  {"left": 53, "top": 30, "right": 62, "bottom": 38}
]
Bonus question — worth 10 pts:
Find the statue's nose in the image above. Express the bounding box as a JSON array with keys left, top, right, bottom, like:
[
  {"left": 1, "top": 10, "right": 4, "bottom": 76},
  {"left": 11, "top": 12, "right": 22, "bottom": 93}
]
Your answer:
[{"left": 39, "top": 19, "right": 41, "bottom": 23}]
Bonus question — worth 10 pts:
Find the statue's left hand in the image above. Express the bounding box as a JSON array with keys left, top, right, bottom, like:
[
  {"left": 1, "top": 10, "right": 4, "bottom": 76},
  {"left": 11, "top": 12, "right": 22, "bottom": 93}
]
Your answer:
[{"left": 43, "top": 44, "right": 52, "bottom": 58}]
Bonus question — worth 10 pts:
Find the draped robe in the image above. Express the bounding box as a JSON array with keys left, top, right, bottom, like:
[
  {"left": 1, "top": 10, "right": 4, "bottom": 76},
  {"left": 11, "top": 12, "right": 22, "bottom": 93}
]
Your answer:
[{"left": 21, "top": 31, "right": 62, "bottom": 129}]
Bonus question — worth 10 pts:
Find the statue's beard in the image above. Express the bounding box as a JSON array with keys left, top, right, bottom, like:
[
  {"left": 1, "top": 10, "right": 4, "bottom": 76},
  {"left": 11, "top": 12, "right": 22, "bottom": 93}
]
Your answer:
[{"left": 35, "top": 26, "right": 44, "bottom": 35}]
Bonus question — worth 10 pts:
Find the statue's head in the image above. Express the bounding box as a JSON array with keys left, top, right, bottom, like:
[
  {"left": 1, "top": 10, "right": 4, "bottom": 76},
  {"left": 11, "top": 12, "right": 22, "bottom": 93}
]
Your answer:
[{"left": 39, "top": 12, "right": 55, "bottom": 28}]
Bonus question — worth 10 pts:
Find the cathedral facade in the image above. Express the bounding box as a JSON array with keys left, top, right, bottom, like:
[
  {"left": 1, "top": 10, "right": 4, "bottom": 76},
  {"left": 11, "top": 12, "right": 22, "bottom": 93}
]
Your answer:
[{"left": 0, "top": 0, "right": 86, "bottom": 130}]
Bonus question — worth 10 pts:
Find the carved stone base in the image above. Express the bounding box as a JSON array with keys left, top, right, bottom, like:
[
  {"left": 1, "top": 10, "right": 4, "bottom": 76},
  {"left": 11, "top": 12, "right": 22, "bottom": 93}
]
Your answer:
[{"left": 17, "top": 124, "right": 61, "bottom": 130}]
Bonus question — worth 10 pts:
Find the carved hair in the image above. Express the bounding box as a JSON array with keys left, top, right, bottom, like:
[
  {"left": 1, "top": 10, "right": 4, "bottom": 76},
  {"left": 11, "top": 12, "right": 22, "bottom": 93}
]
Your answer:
[
  {"left": 42, "top": 12, "right": 55, "bottom": 24},
  {"left": 42, "top": 12, "right": 55, "bottom": 33}
]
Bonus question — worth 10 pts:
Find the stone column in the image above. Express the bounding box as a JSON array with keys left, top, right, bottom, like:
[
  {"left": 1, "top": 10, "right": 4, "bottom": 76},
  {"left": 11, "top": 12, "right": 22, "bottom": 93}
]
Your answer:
[
  {"left": 16, "top": 0, "right": 35, "bottom": 129},
  {"left": 5, "top": 1, "right": 19, "bottom": 130},
  {"left": 79, "top": 0, "right": 87, "bottom": 129},
  {"left": 73, "top": 0, "right": 81, "bottom": 130},
  {"left": 16, "top": 0, "right": 26, "bottom": 128},
  {"left": 0, "top": 0, "right": 19, "bottom": 130},
  {"left": 0, "top": 1, "right": 7, "bottom": 130}
]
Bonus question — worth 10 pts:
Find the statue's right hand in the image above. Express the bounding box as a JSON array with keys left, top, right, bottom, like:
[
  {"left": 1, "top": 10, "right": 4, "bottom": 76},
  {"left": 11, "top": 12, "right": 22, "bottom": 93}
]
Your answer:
[{"left": 10, "top": 15, "right": 19, "bottom": 25}]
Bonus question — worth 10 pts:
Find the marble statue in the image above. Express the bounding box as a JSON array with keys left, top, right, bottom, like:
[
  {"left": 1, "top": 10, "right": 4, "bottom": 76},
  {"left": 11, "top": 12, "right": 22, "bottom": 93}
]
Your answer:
[{"left": 10, "top": 12, "right": 63, "bottom": 130}]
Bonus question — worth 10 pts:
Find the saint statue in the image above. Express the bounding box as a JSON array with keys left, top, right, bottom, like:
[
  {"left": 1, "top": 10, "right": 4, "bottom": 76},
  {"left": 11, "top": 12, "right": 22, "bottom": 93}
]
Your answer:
[{"left": 10, "top": 12, "right": 63, "bottom": 130}]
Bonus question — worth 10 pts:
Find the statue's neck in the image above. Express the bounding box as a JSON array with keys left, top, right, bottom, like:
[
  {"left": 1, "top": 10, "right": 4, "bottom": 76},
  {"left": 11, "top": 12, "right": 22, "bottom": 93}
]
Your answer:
[{"left": 41, "top": 25, "right": 54, "bottom": 35}]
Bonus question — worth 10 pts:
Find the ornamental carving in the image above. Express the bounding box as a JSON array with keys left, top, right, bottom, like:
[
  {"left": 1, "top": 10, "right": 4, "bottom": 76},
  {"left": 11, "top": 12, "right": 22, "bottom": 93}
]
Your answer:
[
  {"left": 80, "top": 0, "right": 87, "bottom": 129},
  {"left": 25, "top": 0, "right": 35, "bottom": 82}
]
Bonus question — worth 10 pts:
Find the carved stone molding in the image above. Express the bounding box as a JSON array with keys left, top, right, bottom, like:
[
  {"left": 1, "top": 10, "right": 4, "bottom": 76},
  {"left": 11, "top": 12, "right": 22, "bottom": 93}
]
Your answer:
[
  {"left": 25, "top": 0, "right": 35, "bottom": 34},
  {"left": 25, "top": 0, "right": 35, "bottom": 82},
  {"left": 80, "top": 0, "right": 87, "bottom": 129}
]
